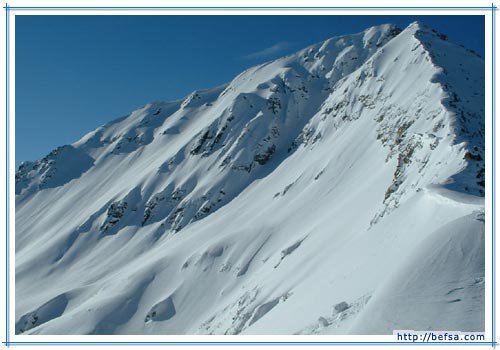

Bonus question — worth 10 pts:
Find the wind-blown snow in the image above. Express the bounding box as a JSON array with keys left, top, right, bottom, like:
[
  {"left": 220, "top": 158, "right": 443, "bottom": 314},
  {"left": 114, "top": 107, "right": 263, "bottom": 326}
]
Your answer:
[{"left": 15, "top": 22, "right": 484, "bottom": 335}]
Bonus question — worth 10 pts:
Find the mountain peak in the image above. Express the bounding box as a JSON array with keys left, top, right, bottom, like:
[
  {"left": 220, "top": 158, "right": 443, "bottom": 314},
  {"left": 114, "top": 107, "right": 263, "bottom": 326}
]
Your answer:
[{"left": 407, "top": 20, "right": 424, "bottom": 29}]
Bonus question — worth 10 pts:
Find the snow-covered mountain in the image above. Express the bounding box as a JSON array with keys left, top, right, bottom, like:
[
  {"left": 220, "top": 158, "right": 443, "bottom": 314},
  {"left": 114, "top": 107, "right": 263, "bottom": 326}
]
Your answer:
[{"left": 15, "top": 22, "right": 485, "bottom": 335}]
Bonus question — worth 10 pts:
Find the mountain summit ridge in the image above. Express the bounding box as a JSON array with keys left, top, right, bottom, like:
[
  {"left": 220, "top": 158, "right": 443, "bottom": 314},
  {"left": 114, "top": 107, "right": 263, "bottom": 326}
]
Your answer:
[{"left": 15, "top": 22, "right": 485, "bottom": 335}]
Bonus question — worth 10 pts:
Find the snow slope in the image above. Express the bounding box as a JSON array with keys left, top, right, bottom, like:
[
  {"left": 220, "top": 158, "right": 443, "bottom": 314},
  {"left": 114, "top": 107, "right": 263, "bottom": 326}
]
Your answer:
[{"left": 15, "top": 22, "right": 484, "bottom": 335}]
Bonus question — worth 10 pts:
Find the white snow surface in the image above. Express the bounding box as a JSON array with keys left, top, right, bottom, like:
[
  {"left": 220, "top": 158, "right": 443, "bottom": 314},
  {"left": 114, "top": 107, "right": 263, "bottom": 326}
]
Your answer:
[{"left": 15, "top": 22, "right": 484, "bottom": 335}]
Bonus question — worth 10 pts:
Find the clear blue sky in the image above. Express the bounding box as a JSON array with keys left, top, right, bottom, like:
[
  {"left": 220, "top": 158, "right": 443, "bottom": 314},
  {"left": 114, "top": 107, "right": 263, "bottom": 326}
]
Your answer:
[{"left": 15, "top": 15, "right": 485, "bottom": 167}]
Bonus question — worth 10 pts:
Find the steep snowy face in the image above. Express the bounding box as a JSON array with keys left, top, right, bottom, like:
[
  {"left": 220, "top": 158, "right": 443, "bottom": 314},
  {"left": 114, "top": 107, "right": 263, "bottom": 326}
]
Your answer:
[
  {"left": 15, "top": 22, "right": 484, "bottom": 335},
  {"left": 306, "top": 21, "right": 485, "bottom": 224},
  {"left": 16, "top": 23, "right": 402, "bottom": 234}
]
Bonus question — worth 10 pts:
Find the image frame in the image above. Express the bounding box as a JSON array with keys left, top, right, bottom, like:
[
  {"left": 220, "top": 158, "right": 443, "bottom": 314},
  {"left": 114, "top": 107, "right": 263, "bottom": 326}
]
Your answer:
[{"left": 2, "top": 2, "right": 497, "bottom": 346}]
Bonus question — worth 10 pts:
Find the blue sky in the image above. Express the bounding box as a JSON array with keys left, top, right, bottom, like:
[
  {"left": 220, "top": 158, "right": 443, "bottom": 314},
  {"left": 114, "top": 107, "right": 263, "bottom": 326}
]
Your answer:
[{"left": 15, "top": 15, "right": 485, "bottom": 167}]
